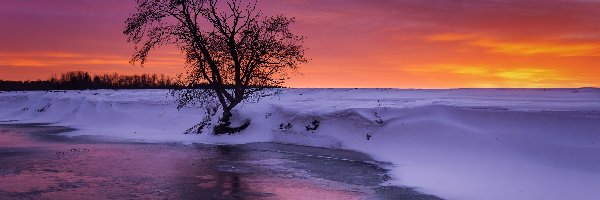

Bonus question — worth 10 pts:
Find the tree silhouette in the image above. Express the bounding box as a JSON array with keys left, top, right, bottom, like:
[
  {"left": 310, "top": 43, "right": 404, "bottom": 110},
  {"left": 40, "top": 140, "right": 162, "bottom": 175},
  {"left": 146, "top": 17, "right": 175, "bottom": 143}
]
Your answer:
[
  {"left": 0, "top": 71, "right": 180, "bottom": 91},
  {"left": 124, "top": 0, "right": 307, "bottom": 135}
]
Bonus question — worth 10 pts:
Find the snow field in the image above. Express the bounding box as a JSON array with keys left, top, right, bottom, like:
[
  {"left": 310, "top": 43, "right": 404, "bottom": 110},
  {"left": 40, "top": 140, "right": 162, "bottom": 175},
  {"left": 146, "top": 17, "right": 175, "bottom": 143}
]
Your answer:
[{"left": 1, "top": 88, "right": 599, "bottom": 200}]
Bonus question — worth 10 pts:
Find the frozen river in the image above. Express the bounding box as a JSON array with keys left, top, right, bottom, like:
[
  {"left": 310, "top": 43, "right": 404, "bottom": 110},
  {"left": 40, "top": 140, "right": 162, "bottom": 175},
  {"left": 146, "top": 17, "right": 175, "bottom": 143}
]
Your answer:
[{"left": 0, "top": 124, "right": 441, "bottom": 199}]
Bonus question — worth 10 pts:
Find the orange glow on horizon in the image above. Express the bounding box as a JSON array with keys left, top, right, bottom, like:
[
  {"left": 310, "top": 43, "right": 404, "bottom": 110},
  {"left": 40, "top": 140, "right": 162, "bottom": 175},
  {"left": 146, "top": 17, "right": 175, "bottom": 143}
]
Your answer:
[{"left": 1, "top": 0, "right": 599, "bottom": 88}]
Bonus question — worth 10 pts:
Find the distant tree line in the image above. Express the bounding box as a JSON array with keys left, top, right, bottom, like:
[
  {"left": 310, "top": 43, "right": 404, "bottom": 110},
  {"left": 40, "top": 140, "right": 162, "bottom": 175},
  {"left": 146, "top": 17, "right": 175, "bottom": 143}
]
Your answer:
[
  {"left": 0, "top": 71, "right": 181, "bottom": 91},
  {"left": 0, "top": 71, "right": 283, "bottom": 91}
]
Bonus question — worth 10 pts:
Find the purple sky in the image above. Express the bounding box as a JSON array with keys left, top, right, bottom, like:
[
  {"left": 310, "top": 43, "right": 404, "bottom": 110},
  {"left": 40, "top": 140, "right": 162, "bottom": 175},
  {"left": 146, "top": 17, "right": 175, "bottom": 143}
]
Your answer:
[{"left": 1, "top": 0, "right": 600, "bottom": 88}]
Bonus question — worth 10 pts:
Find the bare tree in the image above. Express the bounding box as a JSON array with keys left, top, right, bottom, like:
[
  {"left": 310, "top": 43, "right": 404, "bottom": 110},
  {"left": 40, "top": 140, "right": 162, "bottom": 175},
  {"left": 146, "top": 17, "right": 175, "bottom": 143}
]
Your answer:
[{"left": 124, "top": 0, "right": 307, "bottom": 135}]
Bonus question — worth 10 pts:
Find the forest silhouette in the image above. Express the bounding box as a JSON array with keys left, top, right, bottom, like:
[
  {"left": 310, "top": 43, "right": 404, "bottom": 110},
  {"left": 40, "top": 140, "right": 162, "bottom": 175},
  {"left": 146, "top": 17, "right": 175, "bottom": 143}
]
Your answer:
[
  {"left": 0, "top": 71, "right": 283, "bottom": 91},
  {"left": 1, "top": 71, "right": 180, "bottom": 91}
]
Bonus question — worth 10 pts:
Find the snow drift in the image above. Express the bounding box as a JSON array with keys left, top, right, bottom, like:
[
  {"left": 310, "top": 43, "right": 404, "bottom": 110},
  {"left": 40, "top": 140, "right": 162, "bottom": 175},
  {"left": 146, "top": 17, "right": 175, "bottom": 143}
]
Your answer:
[{"left": 1, "top": 88, "right": 599, "bottom": 200}]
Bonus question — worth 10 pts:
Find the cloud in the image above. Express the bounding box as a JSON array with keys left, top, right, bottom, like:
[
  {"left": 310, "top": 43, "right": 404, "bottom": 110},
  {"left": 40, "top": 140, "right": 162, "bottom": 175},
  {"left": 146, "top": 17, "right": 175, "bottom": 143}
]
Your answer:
[
  {"left": 1, "top": 0, "right": 599, "bottom": 87},
  {"left": 426, "top": 33, "right": 475, "bottom": 42},
  {"left": 426, "top": 33, "right": 600, "bottom": 56},
  {"left": 472, "top": 39, "right": 600, "bottom": 57},
  {"left": 409, "top": 64, "right": 579, "bottom": 88}
]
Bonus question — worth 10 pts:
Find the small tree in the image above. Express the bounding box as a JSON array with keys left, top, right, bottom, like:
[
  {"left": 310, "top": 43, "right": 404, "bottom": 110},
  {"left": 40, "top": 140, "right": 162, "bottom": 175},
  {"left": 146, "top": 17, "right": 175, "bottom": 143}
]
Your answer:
[{"left": 124, "top": 0, "right": 307, "bottom": 135}]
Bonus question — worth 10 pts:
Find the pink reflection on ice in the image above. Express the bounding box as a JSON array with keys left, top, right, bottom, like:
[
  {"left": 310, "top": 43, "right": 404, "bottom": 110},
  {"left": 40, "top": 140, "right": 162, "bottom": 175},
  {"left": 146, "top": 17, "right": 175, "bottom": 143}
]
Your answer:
[{"left": 0, "top": 125, "right": 364, "bottom": 199}]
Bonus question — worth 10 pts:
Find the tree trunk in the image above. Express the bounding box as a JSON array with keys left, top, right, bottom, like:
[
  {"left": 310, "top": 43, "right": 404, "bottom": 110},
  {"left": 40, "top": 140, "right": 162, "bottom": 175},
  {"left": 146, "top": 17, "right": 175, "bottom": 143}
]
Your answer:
[
  {"left": 213, "top": 108, "right": 250, "bottom": 135},
  {"left": 219, "top": 109, "right": 233, "bottom": 128}
]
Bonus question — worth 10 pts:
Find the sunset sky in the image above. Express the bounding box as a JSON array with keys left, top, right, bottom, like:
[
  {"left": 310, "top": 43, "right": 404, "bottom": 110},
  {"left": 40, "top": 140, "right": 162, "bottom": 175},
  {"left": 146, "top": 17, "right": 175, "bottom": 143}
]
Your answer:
[{"left": 1, "top": 0, "right": 599, "bottom": 88}]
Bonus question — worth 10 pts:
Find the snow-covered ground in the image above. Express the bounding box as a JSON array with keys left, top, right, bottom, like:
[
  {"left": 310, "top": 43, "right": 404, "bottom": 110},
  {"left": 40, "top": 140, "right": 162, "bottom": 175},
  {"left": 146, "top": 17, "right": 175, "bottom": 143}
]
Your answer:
[{"left": 1, "top": 88, "right": 599, "bottom": 200}]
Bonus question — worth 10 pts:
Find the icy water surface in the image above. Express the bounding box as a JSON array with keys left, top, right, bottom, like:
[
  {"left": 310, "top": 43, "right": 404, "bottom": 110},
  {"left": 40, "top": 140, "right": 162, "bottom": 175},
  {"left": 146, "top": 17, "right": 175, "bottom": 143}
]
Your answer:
[{"left": 0, "top": 124, "right": 441, "bottom": 200}]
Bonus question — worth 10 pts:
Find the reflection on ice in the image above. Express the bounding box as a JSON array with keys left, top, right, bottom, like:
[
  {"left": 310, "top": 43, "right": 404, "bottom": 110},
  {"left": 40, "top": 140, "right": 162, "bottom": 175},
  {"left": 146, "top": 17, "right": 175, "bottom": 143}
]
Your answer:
[{"left": 0, "top": 124, "right": 438, "bottom": 199}]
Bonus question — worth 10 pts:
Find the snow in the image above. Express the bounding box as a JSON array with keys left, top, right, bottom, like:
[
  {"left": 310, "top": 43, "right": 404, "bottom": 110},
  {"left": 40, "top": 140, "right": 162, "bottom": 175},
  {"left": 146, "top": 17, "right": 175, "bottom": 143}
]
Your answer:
[{"left": 1, "top": 88, "right": 599, "bottom": 200}]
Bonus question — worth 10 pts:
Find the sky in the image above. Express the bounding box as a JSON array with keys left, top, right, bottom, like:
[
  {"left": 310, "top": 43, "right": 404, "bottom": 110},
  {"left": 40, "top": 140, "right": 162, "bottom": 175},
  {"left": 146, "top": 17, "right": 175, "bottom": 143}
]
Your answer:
[{"left": 1, "top": 0, "right": 599, "bottom": 88}]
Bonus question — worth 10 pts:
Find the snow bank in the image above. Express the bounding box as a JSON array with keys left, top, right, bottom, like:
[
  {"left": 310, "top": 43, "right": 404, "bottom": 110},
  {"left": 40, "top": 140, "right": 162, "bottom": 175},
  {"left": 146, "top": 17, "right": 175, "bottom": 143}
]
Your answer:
[{"left": 1, "top": 88, "right": 599, "bottom": 200}]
